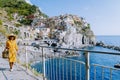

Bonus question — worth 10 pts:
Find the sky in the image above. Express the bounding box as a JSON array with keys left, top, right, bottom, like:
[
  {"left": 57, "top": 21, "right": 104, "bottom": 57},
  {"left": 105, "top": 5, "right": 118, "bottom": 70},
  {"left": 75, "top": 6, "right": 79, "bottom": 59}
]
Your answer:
[{"left": 27, "top": 0, "right": 120, "bottom": 35}]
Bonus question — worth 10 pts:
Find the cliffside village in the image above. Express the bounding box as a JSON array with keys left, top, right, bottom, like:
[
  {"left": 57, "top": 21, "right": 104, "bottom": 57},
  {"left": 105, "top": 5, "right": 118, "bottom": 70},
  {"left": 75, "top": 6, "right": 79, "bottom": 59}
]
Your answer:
[{"left": 1, "top": 12, "right": 96, "bottom": 48}]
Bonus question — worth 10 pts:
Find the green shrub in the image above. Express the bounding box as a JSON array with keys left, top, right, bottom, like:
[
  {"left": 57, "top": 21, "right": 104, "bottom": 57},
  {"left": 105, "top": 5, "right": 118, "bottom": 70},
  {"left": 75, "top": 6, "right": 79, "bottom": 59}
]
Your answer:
[
  {"left": 0, "top": 20, "right": 2, "bottom": 25},
  {"left": 19, "top": 19, "right": 33, "bottom": 25},
  {"left": 14, "top": 23, "right": 22, "bottom": 27},
  {"left": 0, "top": 25, "right": 7, "bottom": 35}
]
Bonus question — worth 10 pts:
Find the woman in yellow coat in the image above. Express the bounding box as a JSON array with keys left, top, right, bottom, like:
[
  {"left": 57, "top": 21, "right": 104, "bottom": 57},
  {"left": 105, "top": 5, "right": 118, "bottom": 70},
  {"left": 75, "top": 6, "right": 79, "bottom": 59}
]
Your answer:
[{"left": 6, "top": 34, "right": 18, "bottom": 71}]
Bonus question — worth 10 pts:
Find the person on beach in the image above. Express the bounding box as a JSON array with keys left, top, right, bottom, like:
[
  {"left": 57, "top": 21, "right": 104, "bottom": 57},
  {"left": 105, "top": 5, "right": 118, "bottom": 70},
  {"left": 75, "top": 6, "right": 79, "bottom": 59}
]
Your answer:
[{"left": 5, "top": 34, "right": 18, "bottom": 71}]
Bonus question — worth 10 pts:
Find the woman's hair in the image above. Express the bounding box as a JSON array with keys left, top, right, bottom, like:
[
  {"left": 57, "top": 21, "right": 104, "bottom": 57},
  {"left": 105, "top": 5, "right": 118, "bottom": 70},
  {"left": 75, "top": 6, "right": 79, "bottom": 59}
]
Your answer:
[{"left": 8, "top": 36, "right": 16, "bottom": 40}]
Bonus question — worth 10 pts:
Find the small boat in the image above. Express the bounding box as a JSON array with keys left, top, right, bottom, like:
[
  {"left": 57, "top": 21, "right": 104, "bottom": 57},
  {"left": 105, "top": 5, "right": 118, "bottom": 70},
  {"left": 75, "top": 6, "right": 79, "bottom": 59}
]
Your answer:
[{"left": 114, "top": 63, "right": 120, "bottom": 68}]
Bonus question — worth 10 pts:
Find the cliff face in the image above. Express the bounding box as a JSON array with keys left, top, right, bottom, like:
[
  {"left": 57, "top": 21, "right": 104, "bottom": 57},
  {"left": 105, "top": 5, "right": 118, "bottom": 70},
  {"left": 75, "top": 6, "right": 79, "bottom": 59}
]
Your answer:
[
  {"left": 32, "top": 14, "right": 96, "bottom": 48},
  {"left": 59, "top": 22, "right": 96, "bottom": 48}
]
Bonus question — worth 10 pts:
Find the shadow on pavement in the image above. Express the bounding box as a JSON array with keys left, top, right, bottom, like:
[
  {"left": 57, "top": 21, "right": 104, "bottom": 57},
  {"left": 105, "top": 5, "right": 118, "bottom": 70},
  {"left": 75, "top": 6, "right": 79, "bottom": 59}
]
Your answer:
[{"left": 0, "top": 68, "right": 9, "bottom": 71}]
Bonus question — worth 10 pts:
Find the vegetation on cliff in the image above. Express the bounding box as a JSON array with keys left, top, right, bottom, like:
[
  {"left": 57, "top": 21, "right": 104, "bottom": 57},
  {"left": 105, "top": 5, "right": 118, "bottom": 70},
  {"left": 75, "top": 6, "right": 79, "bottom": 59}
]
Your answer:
[{"left": 0, "top": 0, "right": 48, "bottom": 25}]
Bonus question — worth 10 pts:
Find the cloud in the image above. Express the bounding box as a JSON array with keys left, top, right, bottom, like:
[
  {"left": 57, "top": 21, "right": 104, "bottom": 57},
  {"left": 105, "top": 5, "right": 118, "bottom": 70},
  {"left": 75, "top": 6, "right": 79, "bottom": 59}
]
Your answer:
[{"left": 25, "top": 0, "right": 33, "bottom": 5}]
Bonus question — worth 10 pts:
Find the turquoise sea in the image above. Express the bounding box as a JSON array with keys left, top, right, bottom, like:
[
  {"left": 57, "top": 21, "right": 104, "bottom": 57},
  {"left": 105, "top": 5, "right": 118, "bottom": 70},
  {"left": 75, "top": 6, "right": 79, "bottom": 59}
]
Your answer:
[{"left": 32, "top": 36, "right": 120, "bottom": 80}]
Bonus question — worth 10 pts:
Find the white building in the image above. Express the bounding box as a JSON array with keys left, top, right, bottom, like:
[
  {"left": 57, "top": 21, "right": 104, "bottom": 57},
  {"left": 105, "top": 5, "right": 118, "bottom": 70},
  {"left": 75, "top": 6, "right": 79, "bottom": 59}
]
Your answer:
[
  {"left": 35, "top": 26, "right": 50, "bottom": 39},
  {"left": 64, "top": 17, "right": 74, "bottom": 24}
]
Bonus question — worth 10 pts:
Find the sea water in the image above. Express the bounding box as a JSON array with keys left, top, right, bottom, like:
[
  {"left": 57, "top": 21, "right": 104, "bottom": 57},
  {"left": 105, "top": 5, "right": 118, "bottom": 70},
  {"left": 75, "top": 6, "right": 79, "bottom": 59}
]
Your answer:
[{"left": 31, "top": 36, "right": 120, "bottom": 80}]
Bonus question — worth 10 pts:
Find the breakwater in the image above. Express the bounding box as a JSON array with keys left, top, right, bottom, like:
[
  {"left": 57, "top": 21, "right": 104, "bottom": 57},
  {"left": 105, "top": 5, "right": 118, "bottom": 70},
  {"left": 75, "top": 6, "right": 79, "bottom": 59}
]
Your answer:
[{"left": 96, "top": 41, "right": 120, "bottom": 51}]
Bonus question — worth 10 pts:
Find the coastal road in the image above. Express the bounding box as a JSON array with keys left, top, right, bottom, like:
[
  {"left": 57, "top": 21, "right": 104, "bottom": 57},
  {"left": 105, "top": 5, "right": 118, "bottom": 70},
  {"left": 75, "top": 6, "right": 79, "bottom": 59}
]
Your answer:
[{"left": 0, "top": 54, "right": 42, "bottom": 80}]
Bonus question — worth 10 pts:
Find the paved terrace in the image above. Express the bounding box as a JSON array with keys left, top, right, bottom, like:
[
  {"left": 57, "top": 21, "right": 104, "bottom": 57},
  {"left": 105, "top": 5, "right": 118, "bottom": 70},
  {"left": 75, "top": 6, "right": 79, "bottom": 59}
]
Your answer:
[{"left": 0, "top": 56, "right": 42, "bottom": 80}]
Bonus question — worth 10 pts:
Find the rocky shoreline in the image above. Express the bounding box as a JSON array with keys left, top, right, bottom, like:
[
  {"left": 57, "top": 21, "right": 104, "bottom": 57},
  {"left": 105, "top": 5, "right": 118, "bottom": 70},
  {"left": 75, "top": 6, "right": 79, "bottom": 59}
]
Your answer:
[
  {"left": 16, "top": 45, "right": 81, "bottom": 64},
  {"left": 96, "top": 41, "right": 120, "bottom": 51}
]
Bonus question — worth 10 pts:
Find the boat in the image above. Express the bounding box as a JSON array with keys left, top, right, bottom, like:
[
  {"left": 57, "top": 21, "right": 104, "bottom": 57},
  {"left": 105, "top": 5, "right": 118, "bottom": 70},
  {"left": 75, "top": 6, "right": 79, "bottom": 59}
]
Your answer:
[{"left": 114, "top": 63, "right": 120, "bottom": 68}]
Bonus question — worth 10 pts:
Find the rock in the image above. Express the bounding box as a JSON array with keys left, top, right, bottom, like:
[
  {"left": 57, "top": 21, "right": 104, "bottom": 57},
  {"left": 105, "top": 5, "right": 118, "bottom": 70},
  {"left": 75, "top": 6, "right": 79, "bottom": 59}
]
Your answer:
[
  {"left": 96, "top": 41, "right": 104, "bottom": 46},
  {"left": 96, "top": 41, "right": 120, "bottom": 51}
]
